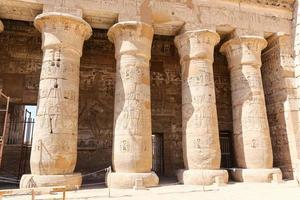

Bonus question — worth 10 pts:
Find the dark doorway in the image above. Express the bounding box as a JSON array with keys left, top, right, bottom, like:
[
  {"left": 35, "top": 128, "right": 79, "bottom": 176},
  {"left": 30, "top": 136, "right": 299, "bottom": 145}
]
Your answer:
[
  {"left": 152, "top": 133, "right": 164, "bottom": 176},
  {"left": 17, "top": 105, "right": 36, "bottom": 178},
  {"left": 220, "top": 132, "right": 233, "bottom": 168}
]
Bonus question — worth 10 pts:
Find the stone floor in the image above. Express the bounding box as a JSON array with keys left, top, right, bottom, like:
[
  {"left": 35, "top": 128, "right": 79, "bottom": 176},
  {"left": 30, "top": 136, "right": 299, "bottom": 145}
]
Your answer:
[{"left": 2, "top": 179, "right": 300, "bottom": 200}]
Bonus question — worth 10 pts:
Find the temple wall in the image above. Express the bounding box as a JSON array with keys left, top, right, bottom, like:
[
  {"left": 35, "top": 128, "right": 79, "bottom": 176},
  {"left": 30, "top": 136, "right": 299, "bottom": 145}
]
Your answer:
[
  {"left": 0, "top": 19, "right": 232, "bottom": 179},
  {"left": 262, "top": 34, "right": 299, "bottom": 179}
]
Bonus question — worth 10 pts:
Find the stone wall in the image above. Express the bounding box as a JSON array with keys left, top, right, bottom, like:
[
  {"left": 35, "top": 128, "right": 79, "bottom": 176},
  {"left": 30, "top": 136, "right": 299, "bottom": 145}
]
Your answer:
[
  {"left": 262, "top": 34, "right": 299, "bottom": 179},
  {"left": 0, "top": 19, "right": 233, "bottom": 179}
]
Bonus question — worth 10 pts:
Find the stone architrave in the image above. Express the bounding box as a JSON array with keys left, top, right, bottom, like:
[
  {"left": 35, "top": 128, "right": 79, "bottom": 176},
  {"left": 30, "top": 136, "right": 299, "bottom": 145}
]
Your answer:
[
  {"left": 106, "top": 21, "right": 159, "bottom": 188},
  {"left": 174, "top": 30, "right": 228, "bottom": 185},
  {"left": 20, "top": 12, "right": 92, "bottom": 190},
  {"left": 220, "top": 36, "right": 282, "bottom": 182}
]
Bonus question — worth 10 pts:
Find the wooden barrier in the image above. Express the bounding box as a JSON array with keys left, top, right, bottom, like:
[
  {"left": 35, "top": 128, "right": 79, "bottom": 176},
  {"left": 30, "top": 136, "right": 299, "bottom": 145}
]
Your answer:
[{"left": 0, "top": 186, "right": 66, "bottom": 200}]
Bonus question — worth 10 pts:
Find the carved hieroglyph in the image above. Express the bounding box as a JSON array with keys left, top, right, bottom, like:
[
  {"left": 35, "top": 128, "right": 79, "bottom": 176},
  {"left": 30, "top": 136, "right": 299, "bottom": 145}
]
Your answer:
[
  {"left": 221, "top": 36, "right": 272, "bottom": 169},
  {"left": 20, "top": 12, "right": 92, "bottom": 189},
  {"left": 175, "top": 30, "right": 228, "bottom": 185},
  {"left": 107, "top": 21, "right": 158, "bottom": 188},
  {"left": 293, "top": 0, "right": 300, "bottom": 183},
  {"left": 175, "top": 30, "right": 221, "bottom": 169},
  {"left": 262, "top": 34, "right": 299, "bottom": 179},
  {"left": 221, "top": 36, "right": 282, "bottom": 182}
]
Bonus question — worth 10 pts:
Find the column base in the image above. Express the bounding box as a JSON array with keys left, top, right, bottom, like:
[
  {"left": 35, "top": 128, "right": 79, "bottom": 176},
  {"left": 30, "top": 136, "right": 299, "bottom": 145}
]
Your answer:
[
  {"left": 177, "top": 169, "right": 229, "bottom": 185},
  {"left": 294, "top": 162, "right": 300, "bottom": 184},
  {"left": 20, "top": 173, "right": 82, "bottom": 190},
  {"left": 106, "top": 171, "right": 159, "bottom": 189},
  {"left": 229, "top": 168, "right": 282, "bottom": 183}
]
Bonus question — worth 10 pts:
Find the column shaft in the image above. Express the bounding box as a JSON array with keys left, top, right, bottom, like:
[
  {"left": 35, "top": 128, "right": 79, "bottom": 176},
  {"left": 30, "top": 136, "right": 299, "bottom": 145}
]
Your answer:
[
  {"left": 221, "top": 36, "right": 282, "bottom": 182},
  {"left": 20, "top": 12, "right": 92, "bottom": 189},
  {"left": 221, "top": 37, "right": 271, "bottom": 168},
  {"left": 293, "top": 0, "right": 300, "bottom": 183},
  {"left": 107, "top": 21, "right": 158, "bottom": 188},
  {"left": 175, "top": 30, "right": 228, "bottom": 185}
]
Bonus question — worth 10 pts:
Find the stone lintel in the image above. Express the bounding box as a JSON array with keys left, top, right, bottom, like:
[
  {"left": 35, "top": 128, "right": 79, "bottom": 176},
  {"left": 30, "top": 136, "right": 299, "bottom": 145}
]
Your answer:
[
  {"left": 230, "top": 28, "right": 264, "bottom": 38},
  {"left": 178, "top": 23, "right": 217, "bottom": 35},
  {"left": 43, "top": 5, "right": 83, "bottom": 18},
  {"left": 175, "top": 29, "right": 220, "bottom": 63},
  {"left": 117, "top": 0, "right": 153, "bottom": 25},
  {"left": 220, "top": 35, "right": 267, "bottom": 69}
]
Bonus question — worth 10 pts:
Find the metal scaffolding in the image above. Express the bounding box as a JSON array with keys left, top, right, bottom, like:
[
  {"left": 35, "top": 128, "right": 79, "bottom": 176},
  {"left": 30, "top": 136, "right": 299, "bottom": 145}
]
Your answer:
[{"left": 0, "top": 89, "right": 10, "bottom": 167}]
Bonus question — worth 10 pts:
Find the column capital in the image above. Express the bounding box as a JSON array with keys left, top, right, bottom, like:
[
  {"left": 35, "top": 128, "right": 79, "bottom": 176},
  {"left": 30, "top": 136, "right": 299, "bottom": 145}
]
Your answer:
[
  {"left": 0, "top": 20, "right": 3, "bottom": 33},
  {"left": 34, "top": 12, "right": 92, "bottom": 55},
  {"left": 220, "top": 36, "right": 267, "bottom": 69},
  {"left": 107, "top": 21, "right": 154, "bottom": 59},
  {"left": 174, "top": 30, "right": 220, "bottom": 63}
]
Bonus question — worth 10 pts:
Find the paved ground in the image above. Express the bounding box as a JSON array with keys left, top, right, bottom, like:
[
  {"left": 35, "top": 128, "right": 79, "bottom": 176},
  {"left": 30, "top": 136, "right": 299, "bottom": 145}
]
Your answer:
[{"left": 2, "top": 180, "right": 300, "bottom": 200}]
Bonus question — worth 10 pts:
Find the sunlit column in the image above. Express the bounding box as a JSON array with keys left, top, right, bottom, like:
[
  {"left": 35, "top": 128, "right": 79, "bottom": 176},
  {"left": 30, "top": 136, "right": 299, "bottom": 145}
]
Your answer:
[
  {"left": 175, "top": 30, "right": 228, "bottom": 185},
  {"left": 20, "top": 11, "right": 92, "bottom": 189},
  {"left": 106, "top": 21, "right": 159, "bottom": 188},
  {"left": 220, "top": 35, "right": 282, "bottom": 182}
]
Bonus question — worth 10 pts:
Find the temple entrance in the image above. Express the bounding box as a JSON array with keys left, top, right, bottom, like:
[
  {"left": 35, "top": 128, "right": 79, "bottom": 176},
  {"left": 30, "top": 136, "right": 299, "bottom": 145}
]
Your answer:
[
  {"left": 220, "top": 132, "right": 233, "bottom": 168},
  {"left": 152, "top": 133, "right": 164, "bottom": 176},
  {"left": 17, "top": 105, "right": 36, "bottom": 178}
]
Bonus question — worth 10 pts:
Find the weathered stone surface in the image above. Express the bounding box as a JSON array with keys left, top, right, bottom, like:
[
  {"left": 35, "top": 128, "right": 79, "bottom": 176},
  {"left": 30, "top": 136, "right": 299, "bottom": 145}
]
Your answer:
[
  {"left": 175, "top": 30, "right": 228, "bottom": 185},
  {"left": 177, "top": 169, "right": 229, "bottom": 185},
  {"left": 221, "top": 35, "right": 282, "bottom": 182},
  {"left": 0, "top": 0, "right": 293, "bottom": 36},
  {"left": 20, "top": 11, "right": 92, "bottom": 189},
  {"left": 292, "top": 1, "right": 300, "bottom": 184},
  {"left": 221, "top": 36, "right": 273, "bottom": 170},
  {"left": 0, "top": 20, "right": 3, "bottom": 33},
  {"left": 106, "top": 172, "right": 159, "bottom": 189},
  {"left": 0, "top": 0, "right": 299, "bottom": 187},
  {"left": 20, "top": 173, "right": 82, "bottom": 190},
  {"left": 0, "top": 20, "right": 185, "bottom": 179},
  {"left": 107, "top": 21, "right": 158, "bottom": 188},
  {"left": 229, "top": 168, "right": 282, "bottom": 183},
  {"left": 262, "top": 34, "right": 299, "bottom": 179}
]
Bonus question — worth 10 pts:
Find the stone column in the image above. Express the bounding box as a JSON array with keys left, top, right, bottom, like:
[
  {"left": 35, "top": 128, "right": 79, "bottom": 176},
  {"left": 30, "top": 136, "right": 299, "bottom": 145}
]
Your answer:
[
  {"left": 106, "top": 21, "right": 159, "bottom": 188},
  {"left": 220, "top": 35, "right": 282, "bottom": 182},
  {"left": 174, "top": 30, "right": 228, "bottom": 185},
  {"left": 0, "top": 20, "right": 3, "bottom": 33},
  {"left": 20, "top": 12, "right": 92, "bottom": 189},
  {"left": 293, "top": 1, "right": 300, "bottom": 183}
]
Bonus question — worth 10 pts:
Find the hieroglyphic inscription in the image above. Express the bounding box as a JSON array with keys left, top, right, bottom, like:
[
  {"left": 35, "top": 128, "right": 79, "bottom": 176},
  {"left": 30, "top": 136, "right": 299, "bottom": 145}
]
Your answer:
[
  {"left": 261, "top": 35, "right": 296, "bottom": 179},
  {"left": 176, "top": 31, "right": 221, "bottom": 170},
  {"left": 221, "top": 37, "right": 273, "bottom": 169}
]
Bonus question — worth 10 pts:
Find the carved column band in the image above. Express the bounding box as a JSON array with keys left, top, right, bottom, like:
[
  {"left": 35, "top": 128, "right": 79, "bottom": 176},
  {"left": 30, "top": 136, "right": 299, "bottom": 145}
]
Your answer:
[
  {"left": 175, "top": 30, "right": 228, "bottom": 185},
  {"left": 107, "top": 21, "right": 158, "bottom": 188},
  {"left": 220, "top": 36, "right": 282, "bottom": 182},
  {"left": 20, "top": 12, "right": 92, "bottom": 189}
]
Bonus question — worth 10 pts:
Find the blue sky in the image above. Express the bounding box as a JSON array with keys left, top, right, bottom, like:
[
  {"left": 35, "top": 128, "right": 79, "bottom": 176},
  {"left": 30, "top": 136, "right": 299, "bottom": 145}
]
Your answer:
[{"left": 25, "top": 105, "right": 37, "bottom": 118}]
